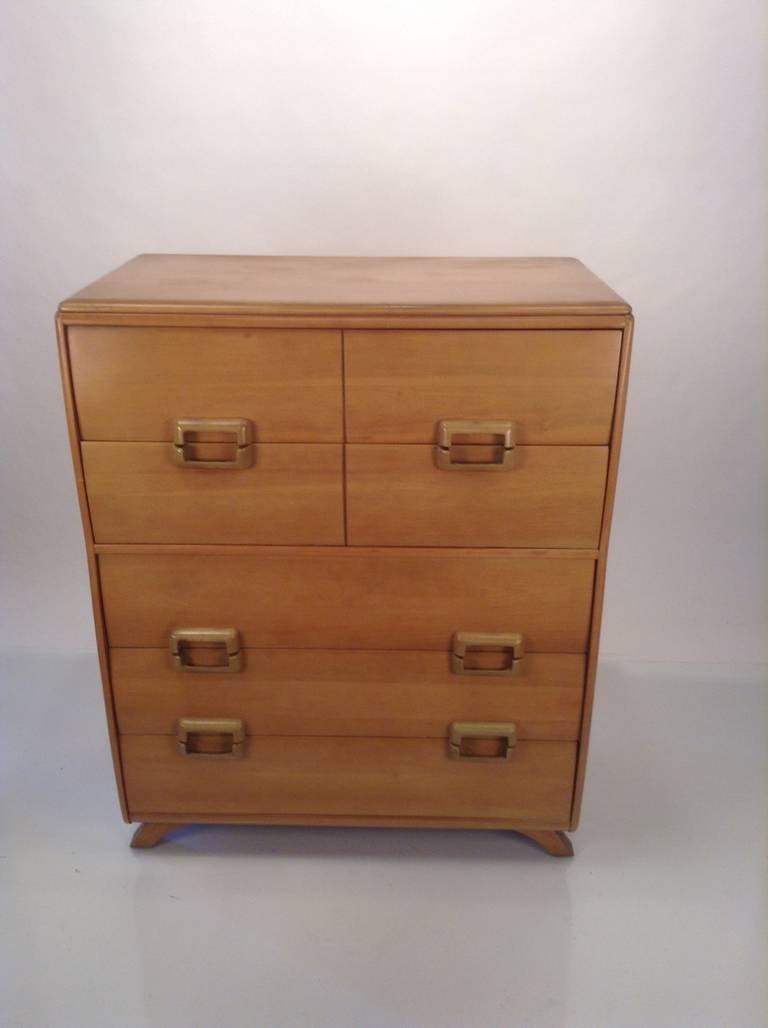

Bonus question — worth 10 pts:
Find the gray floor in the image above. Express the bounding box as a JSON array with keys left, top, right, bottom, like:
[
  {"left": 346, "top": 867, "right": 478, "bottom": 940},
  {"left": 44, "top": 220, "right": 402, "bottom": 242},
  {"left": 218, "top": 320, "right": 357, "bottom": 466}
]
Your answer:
[{"left": 1, "top": 653, "right": 766, "bottom": 1028}]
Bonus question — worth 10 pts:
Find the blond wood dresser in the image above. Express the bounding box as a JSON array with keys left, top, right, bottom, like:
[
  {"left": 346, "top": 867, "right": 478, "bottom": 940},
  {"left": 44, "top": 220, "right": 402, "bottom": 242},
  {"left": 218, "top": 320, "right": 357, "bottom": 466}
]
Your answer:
[{"left": 57, "top": 255, "right": 632, "bottom": 856}]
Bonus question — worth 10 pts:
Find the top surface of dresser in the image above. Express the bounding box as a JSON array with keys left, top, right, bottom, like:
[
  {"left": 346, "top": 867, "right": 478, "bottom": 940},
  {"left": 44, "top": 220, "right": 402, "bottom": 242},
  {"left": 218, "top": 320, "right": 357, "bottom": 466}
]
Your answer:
[{"left": 59, "top": 254, "right": 630, "bottom": 317}]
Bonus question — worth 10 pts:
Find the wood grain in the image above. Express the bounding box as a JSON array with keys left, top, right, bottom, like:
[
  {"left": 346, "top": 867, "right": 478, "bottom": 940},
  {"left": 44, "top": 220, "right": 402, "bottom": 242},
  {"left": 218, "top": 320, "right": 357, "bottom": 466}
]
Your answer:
[
  {"left": 61, "top": 312, "right": 631, "bottom": 331},
  {"left": 121, "top": 734, "right": 576, "bottom": 822},
  {"left": 94, "top": 543, "right": 598, "bottom": 558},
  {"left": 57, "top": 317, "right": 129, "bottom": 820},
  {"left": 99, "top": 550, "right": 595, "bottom": 652},
  {"left": 82, "top": 442, "right": 344, "bottom": 545},
  {"left": 345, "top": 329, "right": 621, "bottom": 444},
  {"left": 68, "top": 326, "right": 342, "bottom": 442},
  {"left": 111, "top": 648, "right": 585, "bottom": 740},
  {"left": 127, "top": 812, "right": 572, "bottom": 830},
  {"left": 346, "top": 444, "right": 608, "bottom": 548},
  {"left": 60, "top": 255, "right": 630, "bottom": 317},
  {"left": 570, "top": 314, "right": 634, "bottom": 829}
]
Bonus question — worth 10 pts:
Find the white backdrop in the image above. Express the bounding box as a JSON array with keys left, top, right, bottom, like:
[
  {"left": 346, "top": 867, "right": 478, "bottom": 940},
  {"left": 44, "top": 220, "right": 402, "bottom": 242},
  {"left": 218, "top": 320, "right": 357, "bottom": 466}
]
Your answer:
[{"left": 1, "top": 0, "right": 765, "bottom": 661}]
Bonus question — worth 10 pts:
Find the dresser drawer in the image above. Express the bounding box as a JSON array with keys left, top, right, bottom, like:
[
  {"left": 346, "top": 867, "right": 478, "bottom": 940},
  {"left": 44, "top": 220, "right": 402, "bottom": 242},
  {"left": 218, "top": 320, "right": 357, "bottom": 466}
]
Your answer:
[
  {"left": 112, "top": 648, "right": 584, "bottom": 739},
  {"left": 345, "top": 330, "right": 621, "bottom": 444},
  {"left": 121, "top": 734, "right": 576, "bottom": 824},
  {"left": 68, "top": 327, "right": 342, "bottom": 442},
  {"left": 100, "top": 550, "right": 595, "bottom": 652},
  {"left": 82, "top": 442, "right": 344, "bottom": 544},
  {"left": 346, "top": 444, "right": 607, "bottom": 547}
]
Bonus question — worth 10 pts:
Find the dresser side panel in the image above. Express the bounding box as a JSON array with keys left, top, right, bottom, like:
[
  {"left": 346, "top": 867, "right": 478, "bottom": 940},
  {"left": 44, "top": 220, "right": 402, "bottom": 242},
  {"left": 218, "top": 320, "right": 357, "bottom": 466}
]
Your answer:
[
  {"left": 570, "top": 314, "right": 634, "bottom": 828},
  {"left": 57, "top": 316, "right": 128, "bottom": 820}
]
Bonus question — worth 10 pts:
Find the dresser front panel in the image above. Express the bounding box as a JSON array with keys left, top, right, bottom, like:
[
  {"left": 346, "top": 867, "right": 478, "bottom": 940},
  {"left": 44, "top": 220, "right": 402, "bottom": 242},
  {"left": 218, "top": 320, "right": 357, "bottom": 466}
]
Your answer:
[
  {"left": 111, "top": 648, "right": 585, "bottom": 740},
  {"left": 82, "top": 442, "right": 344, "bottom": 545},
  {"left": 121, "top": 735, "right": 577, "bottom": 824},
  {"left": 346, "top": 444, "right": 608, "bottom": 548},
  {"left": 345, "top": 329, "right": 622, "bottom": 444},
  {"left": 99, "top": 550, "right": 595, "bottom": 652},
  {"left": 69, "top": 326, "right": 343, "bottom": 442}
]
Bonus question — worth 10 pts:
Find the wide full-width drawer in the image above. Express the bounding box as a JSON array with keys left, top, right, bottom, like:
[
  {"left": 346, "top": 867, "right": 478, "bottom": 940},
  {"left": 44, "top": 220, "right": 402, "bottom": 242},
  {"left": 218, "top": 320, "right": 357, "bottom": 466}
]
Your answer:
[
  {"left": 82, "top": 442, "right": 344, "bottom": 544},
  {"left": 68, "top": 326, "right": 342, "bottom": 441},
  {"left": 121, "top": 734, "right": 576, "bottom": 824},
  {"left": 345, "top": 330, "right": 621, "bottom": 444},
  {"left": 100, "top": 550, "right": 595, "bottom": 652},
  {"left": 346, "top": 444, "right": 608, "bottom": 548},
  {"left": 111, "top": 648, "right": 585, "bottom": 740}
]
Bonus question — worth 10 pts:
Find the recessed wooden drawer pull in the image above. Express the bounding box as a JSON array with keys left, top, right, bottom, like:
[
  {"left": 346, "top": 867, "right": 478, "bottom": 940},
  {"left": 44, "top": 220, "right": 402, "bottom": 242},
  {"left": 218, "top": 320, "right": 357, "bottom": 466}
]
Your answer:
[
  {"left": 435, "top": 419, "right": 515, "bottom": 470},
  {"left": 173, "top": 418, "right": 253, "bottom": 468},
  {"left": 448, "top": 722, "right": 517, "bottom": 761},
  {"left": 177, "top": 718, "right": 245, "bottom": 759},
  {"left": 170, "top": 628, "right": 243, "bottom": 673},
  {"left": 451, "top": 631, "right": 524, "bottom": 675}
]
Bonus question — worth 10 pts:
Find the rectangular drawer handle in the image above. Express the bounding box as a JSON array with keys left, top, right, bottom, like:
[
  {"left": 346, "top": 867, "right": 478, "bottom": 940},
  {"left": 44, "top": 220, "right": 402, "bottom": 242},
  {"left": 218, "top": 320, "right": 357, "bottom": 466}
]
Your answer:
[
  {"left": 173, "top": 418, "right": 253, "bottom": 468},
  {"left": 448, "top": 722, "right": 517, "bottom": 761},
  {"left": 451, "top": 631, "right": 524, "bottom": 675},
  {"left": 177, "top": 718, "right": 245, "bottom": 759},
  {"left": 170, "top": 628, "right": 243, "bottom": 673},
  {"left": 435, "top": 419, "right": 515, "bottom": 470}
]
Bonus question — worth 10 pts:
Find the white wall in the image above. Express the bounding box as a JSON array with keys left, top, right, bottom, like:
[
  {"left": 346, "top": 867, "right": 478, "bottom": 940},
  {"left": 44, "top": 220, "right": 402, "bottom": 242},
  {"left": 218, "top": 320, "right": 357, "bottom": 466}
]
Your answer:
[{"left": 1, "top": 0, "right": 766, "bottom": 660}]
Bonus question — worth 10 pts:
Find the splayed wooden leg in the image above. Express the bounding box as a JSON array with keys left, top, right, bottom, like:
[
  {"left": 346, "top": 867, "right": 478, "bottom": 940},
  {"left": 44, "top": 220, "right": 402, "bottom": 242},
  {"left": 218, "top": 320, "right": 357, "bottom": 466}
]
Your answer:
[
  {"left": 515, "top": 829, "right": 574, "bottom": 857},
  {"left": 130, "top": 822, "right": 177, "bottom": 849}
]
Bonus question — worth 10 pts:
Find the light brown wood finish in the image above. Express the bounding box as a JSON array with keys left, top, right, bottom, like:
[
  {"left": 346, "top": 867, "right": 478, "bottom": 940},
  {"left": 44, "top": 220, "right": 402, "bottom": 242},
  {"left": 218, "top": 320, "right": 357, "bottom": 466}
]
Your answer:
[
  {"left": 82, "top": 442, "right": 344, "bottom": 545},
  {"left": 64, "top": 312, "right": 630, "bottom": 331},
  {"left": 57, "top": 256, "right": 633, "bottom": 854},
  {"left": 130, "top": 822, "right": 177, "bottom": 848},
  {"left": 345, "top": 330, "right": 622, "bottom": 444},
  {"left": 517, "top": 830, "right": 574, "bottom": 857},
  {"left": 61, "top": 255, "right": 630, "bottom": 317},
  {"left": 99, "top": 550, "right": 595, "bottom": 652},
  {"left": 569, "top": 314, "right": 634, "bottom": 829},
  {"left": 94, "top": 543, "right": 598, "bottom": 558},
  {"left": 68, "top": 326, "right": 342, "bottom": 442},
  {"left": 121, "top": 735, "right": 576, "bottom": 823},
  {"left": 127, "top": 812, "right": 573, "bottom": 830},
  {"left": 346, "top": 444, "right": 609, "bottom": 548},
  {"left": 111, "top": 649, "right": 585, "bottom": 740},
  {"left": 56, "top": 317, "right": 129, "bottom": 819}
]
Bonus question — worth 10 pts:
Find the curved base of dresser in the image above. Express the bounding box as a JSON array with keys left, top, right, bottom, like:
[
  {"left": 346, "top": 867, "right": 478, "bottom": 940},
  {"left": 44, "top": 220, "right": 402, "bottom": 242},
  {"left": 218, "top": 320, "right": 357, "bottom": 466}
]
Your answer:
[
  {"left": 515, "top": 829, "right": 574, "bottom": 857},
  {"left": 130, "top": 822, "right": 178, "bottom": 849},
  {"left": 129, "top": 820, "right": 574, "bottom": 856}
]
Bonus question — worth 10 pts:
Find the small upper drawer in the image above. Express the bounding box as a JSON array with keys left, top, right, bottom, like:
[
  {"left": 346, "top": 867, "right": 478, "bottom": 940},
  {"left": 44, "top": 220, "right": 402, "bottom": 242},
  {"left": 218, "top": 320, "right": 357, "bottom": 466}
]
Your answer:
[
  {"left": 82, "top": 441, "right": 344, "bottom": 545},
  {"left": 346, "top": 444, "right": 608, "bottom": 548},
  {"left": 68, "top": 326, "right": 342, "bottom": 442},
  {"left": 345, "top": 330, "right": 621, "bottom": 444}
]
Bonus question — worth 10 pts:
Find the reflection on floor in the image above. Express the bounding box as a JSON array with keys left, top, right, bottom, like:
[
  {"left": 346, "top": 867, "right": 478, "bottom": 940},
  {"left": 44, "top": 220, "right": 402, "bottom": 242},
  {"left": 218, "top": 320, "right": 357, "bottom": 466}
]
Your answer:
[{"left": 0, "top": 653, "right": 765, "bottom": 1028}]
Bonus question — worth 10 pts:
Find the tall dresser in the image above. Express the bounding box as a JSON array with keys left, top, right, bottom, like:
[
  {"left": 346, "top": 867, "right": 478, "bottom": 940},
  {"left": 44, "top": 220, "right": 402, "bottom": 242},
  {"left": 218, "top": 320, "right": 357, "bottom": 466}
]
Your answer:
[{"left": 57, "top": 255, "right": 632, "bottom": 856}]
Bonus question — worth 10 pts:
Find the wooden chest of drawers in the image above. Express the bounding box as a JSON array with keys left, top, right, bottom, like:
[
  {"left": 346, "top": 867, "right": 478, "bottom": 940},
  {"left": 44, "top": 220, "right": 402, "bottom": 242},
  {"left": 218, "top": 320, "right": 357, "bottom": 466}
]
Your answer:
[{"left": 57, "top": 255, "right": 632, "bottom": 856}]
